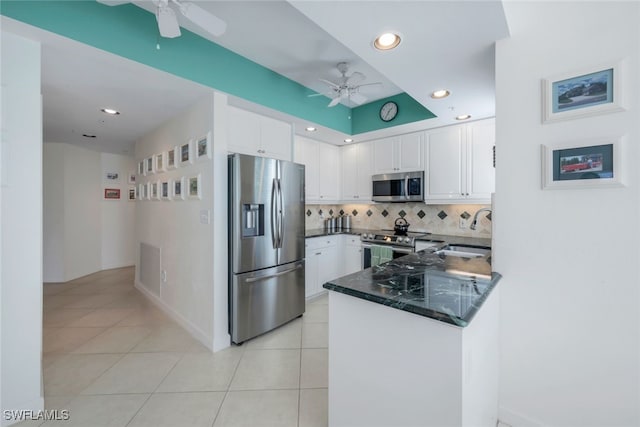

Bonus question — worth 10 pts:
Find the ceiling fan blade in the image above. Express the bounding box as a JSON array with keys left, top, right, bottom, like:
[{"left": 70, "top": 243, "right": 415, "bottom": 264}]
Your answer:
[
  {"left": 328, "top": 97, "right": 341, "bottom": 107},
  {"left": 356, "top": 82, "right": 383, "bottom": 93},
  {"left": 319, "top": 78, "right": 339, "bottom": 89},
  {"left": 350, "top": 93, "right": 368, "bottom": 105},
  {"left": 307, "top": 93, "right": 325, "bottom": 98},
  {"left": 96, "top": 0, "right": 130, "bottom": 5},
  {"left": 156, "top": 4, "right": 181, "bottom": 38},
  {"left": 346, "top": 71, "right": 365, "bottom": 86},
  {"left": 176, "top": 1, "right": 227, "bottom": 37}
]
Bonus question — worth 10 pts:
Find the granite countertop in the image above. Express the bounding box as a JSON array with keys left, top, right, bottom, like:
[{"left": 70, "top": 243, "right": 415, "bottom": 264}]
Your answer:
[
  {"left": 323, "top": 240, "right": 501, "bottom": 327},
  {"left": 305, "top": 228, "right": 372, "bottom": 238}
]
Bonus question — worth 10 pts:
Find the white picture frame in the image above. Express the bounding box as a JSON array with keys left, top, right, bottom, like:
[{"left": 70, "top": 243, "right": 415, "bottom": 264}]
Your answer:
[
  {"left": 542, "top": 60, "right": 626, "bottom": 124},
  {"left": 138, "top": 161, "right": 145, "bottom": 176},
  {"left": 146, "top": 157, "right": 155, "bottom": 175},
  {"left": 167, "top": 147, "right": 178, "bottom": 170},
  {"left": 138, "top": 183, "right": 145, "bottom": 200},
  {"left": 172, "top": 176, "right": 185, "bottom": 201},
  {"left": 196, "top": 132, "right": 211, "bottom": 161},
  {"left": 541, "top": 136, "right": 624, "bottom": 190},
  {"left": 151, "top": 181, "right": 159, "bottom": 200},
  {"left": 155, "top": 152, "right": 165, "bottom": 173},
  {"left": 128, "top": 172, "right": 136, "bottom": 184},
  {"left": 188, "top": 174, "right": 201, "bottom": 200},
  {"left": 180, "top": 140, "right": 192, "bottom": 165},
  {"left": 161, "top": 180, "right": 171, "bottom": 200},
  {"left": 104, "top": 171, "right": 120, "bottom": 183},
  {"left": 144, "top": 182, "right": 151, "bottom": 200},
  {"left": 128, "top": 186, "right": 136, "bottom": 201}
]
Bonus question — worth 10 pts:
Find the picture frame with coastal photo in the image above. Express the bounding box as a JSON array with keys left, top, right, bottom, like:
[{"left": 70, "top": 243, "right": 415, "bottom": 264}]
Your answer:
[
  {"left": 173, "top": 176, "right": 185, "bottom": 201},
  {"left": 196, "top": 132, "right": 211, "bottom": 161},
  {"left": 128, "top": 172, "right": 136, "bottom": 185},
  {"left": 138, "top": 183, "right": 145, "bottom": 200},
  {"left": 188, "top": 174, "right": 201, "bottom": 200},
  {"left": 128, "top": 186, "right": 136, "bottom": 201},
  {"left": 541, "top": 137, "right": 624, "bottom": 190},
  {"left": 180, "top": 140, "right": 193, "bottom": 165},
  {"left": 161, "top": 181, "right": 171, "bottom": 201},
  {"left": 151, "top": 181, "right": 159, "bottom": 200},
  {"left": 145, "top": 182, "right": 152, "bottom": 200},
  {"left": 542, "top": 60, "right": 626, "bottom": 123},
  {"left": 138, "top": 161, "right": 145, "bottom": 176},
  {"left": 104, "top": 188, "right": 121, "bottom": 200},
  {"left": 167, "top": 147, "right": 178, "bottom": 170},
  {"left": 146, "top": 157, "right": 155, "bottom": 175}
]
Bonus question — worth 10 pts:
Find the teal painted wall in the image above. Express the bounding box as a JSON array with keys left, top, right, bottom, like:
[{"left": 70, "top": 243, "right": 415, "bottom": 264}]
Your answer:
[
  {"left": 351, "top": 93, "right": 436, "bottom": 134},
  {"left": 0, "top": 1, "right": 436, "bottom": 135}
]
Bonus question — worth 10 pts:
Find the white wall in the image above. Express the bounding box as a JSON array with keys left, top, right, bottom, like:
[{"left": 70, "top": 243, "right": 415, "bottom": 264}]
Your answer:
[
  {"left": 494, "top": 2, "right": 639, "bottom": 426},
  {"left": 42, "top": 143, "right": 135, "bottom": 282},
  {"left": 0, "top": 31, "right": 44, "bottom": 425},
  {"left": 134, "top": 95, "right": 217, "bottom": 350}
]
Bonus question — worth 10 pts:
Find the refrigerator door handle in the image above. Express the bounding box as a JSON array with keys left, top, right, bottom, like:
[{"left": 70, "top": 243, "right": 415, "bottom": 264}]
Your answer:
[
  {"left": 271, "top": 178, "right": 278, "bottom": 249},
  {"left": 244, "top": 264, "right": 302, "bottom": 283},
  {"left": 277, "top": 178, "right": 284, "bottom": 248}
]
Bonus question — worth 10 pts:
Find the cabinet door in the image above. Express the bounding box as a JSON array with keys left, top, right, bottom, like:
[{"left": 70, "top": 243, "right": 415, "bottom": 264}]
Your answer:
[
  {"left": 466, "top": 120, "right": 495, "bottom": 201},
  {"left": 305, "top": 246, "right": 320, "bottom": 298},
  {"left": 398, "top": 132, "right": 423, "bottom": 172},
  {"left": 318, "top": 142, "right": 339, "bottom": 201},
  {"left": 343, "top": 243, "right": 362, "bottom": 276},
  {"left": 260, "top": 116, "right": 292, "bottom": 161},
  {"left": 341, "top": 144, "right": 358, "bottom": 201},
  {"left": 227, "top": 107, "right": 261, "bottom": 155},
  {"left": 373, "top": 137, "right": 398, "bottom": 174},
  {"left": 425, "top": 126, "right": 464, "bottom": 201},
  {"left": 294, "top": 136, "right": 320, "bottom": 201},
  {"left": 318, "top": 246, "right": 341, "bottom": 287},
  {"left": 356, "top": 142, "right": 374, "bottom": 200}
]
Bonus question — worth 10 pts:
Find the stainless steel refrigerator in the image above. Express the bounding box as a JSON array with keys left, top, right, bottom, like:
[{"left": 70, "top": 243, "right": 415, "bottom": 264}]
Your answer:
[{"left": 228, "top": 153, "right": 306, "bottom": 344}]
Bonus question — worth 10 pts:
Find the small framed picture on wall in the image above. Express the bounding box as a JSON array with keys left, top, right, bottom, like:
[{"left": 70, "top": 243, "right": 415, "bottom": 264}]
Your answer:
[
  {"left": 180, "top": 140, "right": 192, "bottom": 165},
  {"left": 128, "top": 186, "right": 136, "bottom": 201},
  {"left": 156, "top": 153, "right": 165, "bottom": 173},
  {"left": 196, "top": 132, "right": 211, "bottom": 160},
  {"left": 167, "top": 147, "right": 178, "bottom": 170},
  {"left": 151, "top": 181, "right": 159, "bottom": 200},
  {"left": 104, "top": 188, "right": 121, "bottom": 200},
  {"left": 138, "top": 161, "right": 145, "bottom": 176},
  {"left": 146, "top": 157, "right": 155, "bottom": 174},
  {"left": 173, "top": 176, "right": 185, "bottom": 201},
  {"left": 161, "top": 181, "right": 171, "bottom": 200},
  {"left": 128, "top": 172, "right": 136, "bottom": 184},
  {"left": 188, "top": 174, "right": 201, "bottom": 199}
]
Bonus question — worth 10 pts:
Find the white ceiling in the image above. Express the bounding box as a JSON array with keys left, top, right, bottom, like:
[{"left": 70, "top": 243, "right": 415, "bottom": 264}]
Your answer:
[{"left": 2, "top": 1, "right": 510, "bottom": 154}]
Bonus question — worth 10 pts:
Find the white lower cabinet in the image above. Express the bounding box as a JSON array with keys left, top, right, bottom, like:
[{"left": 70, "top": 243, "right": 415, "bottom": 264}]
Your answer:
[
  {"left": 342, "top": 235, "right": 363, "bottom": 276},
  {"left": 305, "top": 236, "right": 340, "bottom": 298}
]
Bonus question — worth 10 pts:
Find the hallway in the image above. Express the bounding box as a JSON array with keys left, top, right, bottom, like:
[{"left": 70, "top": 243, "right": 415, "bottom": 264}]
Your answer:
[{"left": 26, "top": 267, "right": 328, "bottom": 426}]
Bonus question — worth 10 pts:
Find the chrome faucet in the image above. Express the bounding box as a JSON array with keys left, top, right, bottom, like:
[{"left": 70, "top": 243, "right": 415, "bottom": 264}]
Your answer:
[{"left": 470, "top": 208, "right": 492, "bottom": 230}]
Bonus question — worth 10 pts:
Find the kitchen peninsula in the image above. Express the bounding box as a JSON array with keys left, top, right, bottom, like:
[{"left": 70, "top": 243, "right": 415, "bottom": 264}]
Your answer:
[{"left": 323, "top": 243, "right": 501, "bottom": 427}]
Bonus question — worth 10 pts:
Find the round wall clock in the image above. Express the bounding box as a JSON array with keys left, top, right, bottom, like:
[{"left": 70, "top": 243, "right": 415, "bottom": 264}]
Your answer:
[{"left": 379, "top": 101, "right": 399, "bottom": 122}]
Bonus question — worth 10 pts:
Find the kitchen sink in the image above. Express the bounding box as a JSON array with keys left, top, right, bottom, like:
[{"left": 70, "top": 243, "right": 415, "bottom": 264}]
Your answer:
[{"left": 435, "top": 245, "right": 491, "bottom": 258}]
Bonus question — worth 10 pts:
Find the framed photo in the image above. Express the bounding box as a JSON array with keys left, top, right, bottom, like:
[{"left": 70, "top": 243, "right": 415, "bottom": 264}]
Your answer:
[
  {"left": 144, "top": 182, "right": 151, "bottom": 200},
  {"left": 155, "top": 153, "right": 165, "bottom": 173},
  {"left": 541, "top": 137, "right": 624, "bottom": 190},
  {"left": 151, "top": 181, "right": 159, "bottom": 200},
  {"left": 167, "top": 147, "right": 178, "bottom": 170},
  {"left": 128, "top": 172, "right": 136, "bottom": 184},
  {"left": 104, "top": 188, "right": 121, "bottom": 200},
  {"left": 196, "top": 132, "right": 211, "bottom": 160},
  {"left": 542, "top": 61, "right": 625, "bottom": 123},
  {"left": 138, "top": 183, "right": 145, "bottom": 200},
  {"left": 138, "top": 161, "right": 145, "bottom": 176},
  {"left": 173, "top": 176, "right": 185, "bottom": 201},
  {"left": 180, "top": 140, "right": 192, "bottom": 165},
  {"left": 104, "top": 171, "right": 120, "bottom": 183},
  {"left": 161, "top": 181, "right": 171, "bottom": 200},
  {"left": 128, "top": 186, "right": 136, "bottom": 201},
  {"left": 188, "top": 174, "right": 201, "bottom": 199},
  {"left": 146, "top": 157, "right": 155, "bottom": 174}
]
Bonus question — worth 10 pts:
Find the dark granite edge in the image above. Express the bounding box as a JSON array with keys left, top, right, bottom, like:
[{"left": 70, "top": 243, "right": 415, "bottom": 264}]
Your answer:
[{"left": 305, "top": 228, "right": 373, "bottom": 238}]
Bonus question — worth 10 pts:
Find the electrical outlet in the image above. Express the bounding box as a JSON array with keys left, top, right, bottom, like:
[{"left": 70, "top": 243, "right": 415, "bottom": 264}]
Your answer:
[{"left": 459, "top": 218, "right": 467, "bottom": 229}]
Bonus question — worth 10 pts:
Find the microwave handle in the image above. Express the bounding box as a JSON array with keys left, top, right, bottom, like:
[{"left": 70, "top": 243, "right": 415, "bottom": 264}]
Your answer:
[{"left": 405, "top": 175, "right": 409, "bottom": 200}]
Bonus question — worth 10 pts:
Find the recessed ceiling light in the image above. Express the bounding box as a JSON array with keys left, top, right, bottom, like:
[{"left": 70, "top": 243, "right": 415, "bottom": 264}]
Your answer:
[
  {"left": 344, "top": 138, "right": 354, "bottom": 143},
  {"left": 82, "top": 133, "right": 97, "bottom": 138},
  {"left": 100, "top": 108, "right": 120, "bottom": 115},
  {"left": 431, "top": 90, "right": 450, "bottom": 99},
  {"left": 455, "top": 114, "right": 472, "bottom": 121},
  {"left": 305, "top": 126, "right": 317, "bottom": 132},
  {"left": 374, "top": 32, "right": 401, "bottom": 50}
]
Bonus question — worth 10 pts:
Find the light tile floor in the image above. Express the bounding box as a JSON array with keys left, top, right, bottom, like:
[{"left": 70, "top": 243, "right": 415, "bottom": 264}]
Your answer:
[{"left": 19, "top": 267, "right": 328, "bottom": 427}]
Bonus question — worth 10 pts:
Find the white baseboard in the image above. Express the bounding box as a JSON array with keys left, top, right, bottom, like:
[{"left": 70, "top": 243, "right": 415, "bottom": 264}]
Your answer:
[
  {"left": 2, "top": 396, "right": 44, "bottom": 427},
  {"left": 499, "top": 406, "right": 546, "bottom": 427},
  {"left": 134, "top": 280, "right": 214, "bottom": 352}
]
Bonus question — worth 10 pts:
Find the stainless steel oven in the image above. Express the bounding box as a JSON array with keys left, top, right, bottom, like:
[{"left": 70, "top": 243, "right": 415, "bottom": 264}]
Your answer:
[
  {"left": 360, "top": 230, "right": 427, "bottom": 269},
  {"left": 361, "top": 243, "right": 414, "bottom": 269}
]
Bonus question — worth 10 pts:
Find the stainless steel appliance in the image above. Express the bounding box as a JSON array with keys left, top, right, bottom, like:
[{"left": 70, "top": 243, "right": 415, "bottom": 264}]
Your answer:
[
  {"left": 228, "top": 154, "right": 306, "bottom": 344},
  {"left": 361, "top": 230, "right": 428, "bottom": 269},
  {"left": 372, "top": 171, "right": 424, "bottom": 202}
]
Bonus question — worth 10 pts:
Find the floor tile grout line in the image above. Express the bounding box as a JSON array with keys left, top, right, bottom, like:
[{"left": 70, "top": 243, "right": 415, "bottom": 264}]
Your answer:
[{"left": 210, "top": 343, "right": 246, "bottom": 427}]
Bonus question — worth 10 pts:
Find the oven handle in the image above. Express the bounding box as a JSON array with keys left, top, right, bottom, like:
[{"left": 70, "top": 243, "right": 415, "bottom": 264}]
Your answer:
[
  {"left": 405, "top": 175, "right": 409, "bottom": 200},
  {"left": 361, "top": 243, "right": 414, "bottom": 254}
]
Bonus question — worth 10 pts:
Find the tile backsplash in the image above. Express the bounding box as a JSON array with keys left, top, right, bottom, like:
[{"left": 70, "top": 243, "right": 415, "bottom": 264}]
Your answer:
[{"left": 305, "top": 202, "right": 492, "bottom": 237}]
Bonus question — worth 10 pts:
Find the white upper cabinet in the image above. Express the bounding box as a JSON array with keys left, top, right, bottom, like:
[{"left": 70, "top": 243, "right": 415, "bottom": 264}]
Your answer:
[
  {"left": 294, "top": 136, "right": 340, "bottom": 203},
  {"left": 341, "top": 141, "right": 373, "bottom": 201},
  {"left": 227, "top": 106, "right": 292, "bottom": 161},
  {"left": 373, "top": 132, "right": 424, "bottom": 174},
  {"left": 424, "top": 119, "right": 495, "bottom": 203}
]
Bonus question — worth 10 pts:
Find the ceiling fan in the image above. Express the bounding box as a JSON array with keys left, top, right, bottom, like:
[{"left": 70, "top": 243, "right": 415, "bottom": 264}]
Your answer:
[
  {"left": 97, "top": 0, "right": 227, "bottom": 38},
  {"left": 311, "top": 62, "right": 382, "bottom": 107}
]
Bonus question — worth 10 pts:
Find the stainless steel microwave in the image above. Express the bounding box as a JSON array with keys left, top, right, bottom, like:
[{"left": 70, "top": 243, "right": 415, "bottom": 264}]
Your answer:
[{"left": 372, "top": 171, "right": 425, "bottom": 202}]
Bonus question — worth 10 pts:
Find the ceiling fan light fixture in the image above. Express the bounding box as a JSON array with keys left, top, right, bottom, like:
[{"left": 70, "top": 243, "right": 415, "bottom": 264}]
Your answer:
[
  {"left": 101, "top": 108, "right": 120, "bottom": 115},
  {"left": 374, "top": 32, "right": 401, "bottom": 50},
  {"left": 455, "top": 114, "right": 472, "bottom": 121},
  {"left": 344, "top": 138, "right": 354, "bottom": 143},
  {"left": 305, "top": 126, "right": 317, "bottom": 132},
  {"left": 431, "top": 89, "right": 450, "bottom": 99}
]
